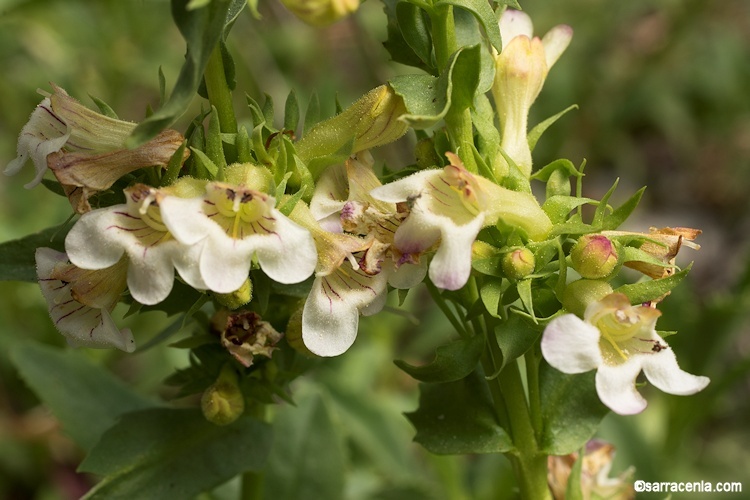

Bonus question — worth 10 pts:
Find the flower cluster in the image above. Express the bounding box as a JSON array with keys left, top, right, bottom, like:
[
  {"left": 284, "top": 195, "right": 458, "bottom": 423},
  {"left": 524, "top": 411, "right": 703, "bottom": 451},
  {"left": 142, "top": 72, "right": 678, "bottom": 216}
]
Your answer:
[{"left": 7, "top": 8, "right": 709, "bottom": 421}]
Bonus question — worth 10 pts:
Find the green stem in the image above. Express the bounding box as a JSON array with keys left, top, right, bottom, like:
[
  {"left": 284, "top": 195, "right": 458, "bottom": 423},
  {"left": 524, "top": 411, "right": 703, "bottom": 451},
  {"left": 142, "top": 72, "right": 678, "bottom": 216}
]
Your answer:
[
  {"left": 204, "top": 45, "right": 238, "bottom": 164},
  {"left": 431, "top": 4, "right": 456, "bottom": 73},
  {"left": 241, "top": 403, "right": 267, "bottom": 500},
  {"left": 426, "top": 280, "right": 471, "bottom": 339},
  {"left": 489, "top": 327, "right": 550, "bottom": 499},
  {"left": 445, "top": 108, "right": 479, "bottom": 173},
  {"left": 526, "top": 345, "right": 543, "bottom": 438}
]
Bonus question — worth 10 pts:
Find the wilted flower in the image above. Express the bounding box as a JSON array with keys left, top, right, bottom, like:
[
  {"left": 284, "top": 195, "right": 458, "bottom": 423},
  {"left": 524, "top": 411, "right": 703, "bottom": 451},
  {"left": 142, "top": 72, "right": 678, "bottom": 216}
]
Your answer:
[
  {"left": 211, "top": 310, "right": 282, "bottom": 367},
  {"left": 371, "top": 152, "right": 552, "bottom": 290},
  {"left": 5, "top": 84, "right": 187, "bottom": 212},
  {"left": 36, "top": 248, "right": 134, "bottom": 352},
  {"left": 160, "top": 164, "right": 317, "bottom": 293},
  {"left": 604, "top": 227, "right": 701, "bottom": 279},
  {"left": 542, "top": 293, "right": 709, "bottom": 414},
  {"left": 201, "top": 364, "right": 245, "bottom": 426},
  {"left": 548, "top": 439, "right": 635, "bottom": 500},
  {"left": 492, "top": 10, "right": 573, "bottom": 178},
  {"left": 64, "top": 184, "right": 206, "bottom": 306}
]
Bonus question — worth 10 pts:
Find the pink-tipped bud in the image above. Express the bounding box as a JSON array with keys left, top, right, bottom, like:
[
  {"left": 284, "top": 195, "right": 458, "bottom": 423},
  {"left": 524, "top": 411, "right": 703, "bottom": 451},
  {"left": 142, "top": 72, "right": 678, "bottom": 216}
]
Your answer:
[
  {"left": 502, "top": 248, "right": 536, "bottom": 280},
  {"left": 571, "top": 235, "right": 619, "bottom": 279}
]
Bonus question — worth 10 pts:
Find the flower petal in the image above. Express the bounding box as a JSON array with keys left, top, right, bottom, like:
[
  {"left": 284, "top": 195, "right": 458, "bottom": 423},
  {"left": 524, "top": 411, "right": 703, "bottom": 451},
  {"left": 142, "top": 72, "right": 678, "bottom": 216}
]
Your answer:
[
  {"left": 542, "top": 24, "right": 573, "bottom": 69},
  {"left": 499, "top": 9, "right": 534, "bottom": 50},
  {"left": 199, "top": 237, "right": 254, "bottom": 294},
  {"left": 388, "top": 261, "right": 427, "bottom": 289},
  {"left": 159, "top": 196, "right": 212, "bottom": 245},
  {"left": 393, "top": 212, "right": 440, "bottom": 255},
  {"left": 541, "top": 314, "right": 603, "bottom": 373},
  {"left": 254, "top": 212, "right": 318, "bottom": 284},
  {"left": 310, "top": 163, "right": 348, "bottom": 220},
  {"left": 428, "top": 213, "right": 485, "bottom": 290},
  {"left": 6, "top": 98, "right": 71, "bottom": 188},
  {"left": 595, "top": 360, "right": 647, "bottom": 415},
  {"left": 126, "top": 248, "right": 176, "bottom": 305},
  {"left": 640, "top": 347, "right": 710, "bottom": 396},
  {"left": 370, "top": 169, "right": 436, "bottom": 204},
  {"left": 65, "top": 208, "right": 127, "bottom": 269},
  {"left": 302, "top": 267, "right": 387, "bottom": 356}
]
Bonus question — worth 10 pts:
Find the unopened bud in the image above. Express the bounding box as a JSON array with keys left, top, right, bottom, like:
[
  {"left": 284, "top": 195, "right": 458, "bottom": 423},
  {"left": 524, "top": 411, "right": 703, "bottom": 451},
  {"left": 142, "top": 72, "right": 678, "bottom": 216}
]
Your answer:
[
  {"left": 561, "top": 279, "right": 613, "bottom": 317},
  {"left": 285, "top": 307, "right": 316, "bottom": 357},
  {"left": 214, "top": 278, "right": 253, "bottom": 310},
  {"left": 502, "top": 248, "right": 536, "bottom": 280},
  {"left": 201, "top": 365, "right": 245, "bottom": 426},
  {"left": 296, "top": 85, "right": 408, "bottom": 166},
  {"left": 571, "top": 234, "right": 618, "bottom": 279},
  {"left": 280, "top": 0, "right": 359, "bottom": 27}
]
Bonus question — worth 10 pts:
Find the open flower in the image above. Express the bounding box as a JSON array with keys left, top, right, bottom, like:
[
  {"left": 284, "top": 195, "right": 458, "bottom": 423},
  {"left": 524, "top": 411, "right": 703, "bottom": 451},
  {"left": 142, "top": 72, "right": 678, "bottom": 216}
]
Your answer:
[
  {"left": 288, "top": 152, "right": 426, "bottom": 356},
  {"left": 64, "top": 184, "right": 206, "bottom": 305},
  {"left": 36, "top": 247, "right": 135, "bottom": 352},
  {"left": 160, "top": 165, "right": 317, "bottom": 294},
  {"left": 492, "top": 10, "right": 573, "bottom": 178},
  {"left": 5, "top": 84, "right": 187, "bottom": 212},
  {"left": 371, "top": 152, "right": 552, "bottom": 290},
  {"left": 541, "top": 293, "right": 709, "bottom": 415}
]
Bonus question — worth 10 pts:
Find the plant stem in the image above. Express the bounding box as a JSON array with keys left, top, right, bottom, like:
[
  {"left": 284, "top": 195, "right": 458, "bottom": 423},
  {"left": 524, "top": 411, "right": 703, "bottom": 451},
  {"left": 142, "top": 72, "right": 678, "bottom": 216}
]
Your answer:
[
  {"left": 204, "top": 44, "right": 238, "bottom": 164},
  {"left": 488, "top": 328, "right": 550, "bottom": 499}
]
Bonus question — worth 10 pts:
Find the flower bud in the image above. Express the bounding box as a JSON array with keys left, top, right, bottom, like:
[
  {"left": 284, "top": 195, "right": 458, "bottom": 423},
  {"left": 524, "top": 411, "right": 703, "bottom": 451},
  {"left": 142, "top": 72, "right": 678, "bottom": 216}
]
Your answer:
[
  {"left": 285, "top": 307, "right": 316, "bottom": 357},
  {"left": 280, "top": 0, "right": 359, "bottom": 27},
  {"left": 296, "top": 85, "right": 408, "bottom": 166},
  {"left": 214, "top": 278, "right": 253, "bottom": 310},
  {"left": 201, "top": 365, "right": 245, "bottom": 426},
  {"left": 561, "top": 279, "right": 613, "bottom": 317},
  {"left": 571, "top": 234, "right": 618, "bottom": 279},
  {"left": 502, "top": 248, "right": 536, "bottom": 280}
]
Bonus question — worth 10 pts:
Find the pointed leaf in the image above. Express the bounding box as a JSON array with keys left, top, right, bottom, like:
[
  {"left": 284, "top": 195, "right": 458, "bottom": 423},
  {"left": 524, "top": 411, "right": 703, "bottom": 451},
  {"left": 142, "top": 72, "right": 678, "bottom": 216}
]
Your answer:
[
  {"left": 128, "top": 0, "right": 235, "bottom": 146},
  {"left": 615, "top": 264, "right": 692, "bottom": 304},
  {"left": 434, "top": 0, "right": 502, "bottom": 52},
  {"left": 495, "top": 313, "right": 541, "bottom": 370},
  {"left": 396, "top": 2, "right": 433, "bottom": 68},
  {"left": 394, "top": 333, "right": 485, "bottom": 383},
  {"left": 10, "top": 343, "right": 153, "bottom": 451},
  {"left": 602, "top": 187, "right": 646, "bottom": 230},
  {"left": 528, "top": 105, "right": 578, "bottom": 153}
]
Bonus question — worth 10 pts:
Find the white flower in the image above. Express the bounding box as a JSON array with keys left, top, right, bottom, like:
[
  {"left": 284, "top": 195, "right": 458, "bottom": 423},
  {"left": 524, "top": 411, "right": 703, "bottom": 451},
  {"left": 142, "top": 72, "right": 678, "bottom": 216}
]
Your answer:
[
  {"left": 160, "top": 170, "right": 317, "bottom": 294},
  {"left": 36, "top": 248, "right": 135, "bottom": 352},
  {"left": 371, "top": 153, "right": 551, "bottom": 290},
  {"left": 291, "top": 152, "right": 426, "bottom": 356},
  {"left": 64, "top": 184, "right": 206, "bottom": 305},
  {"left": 541, "top": 293, "right": 709, "bottom": 415},
  {"left": 492, "top": 10, "right": 573, "bottom": 178}
]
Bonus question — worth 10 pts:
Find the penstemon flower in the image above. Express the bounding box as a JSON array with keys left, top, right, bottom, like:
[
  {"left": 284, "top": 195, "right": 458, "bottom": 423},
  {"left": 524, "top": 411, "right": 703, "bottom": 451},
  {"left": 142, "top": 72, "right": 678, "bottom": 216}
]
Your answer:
[
  {"left": 370, "top": 152, "right": 552, "bottom": 290},
  {"left": 292, "top": 152, "right": 425, "bottom": 356},
  {"left": 492, "top": 10, "right": 573, "bottom": 178},
  {"left": 35, "top": 248, "right": 134, "bottom": 352},
  {"left": 160, "top": 164, "right": 317, "bottom": 294},
  {"left": 64, "top": 184, "right": 206, "bottom": 306},
  {"left": 4, "top": 84, "right": 187, "bottom": 212},
  {"left": 541, "top": 293, "right": 709, "bottom": 415}
]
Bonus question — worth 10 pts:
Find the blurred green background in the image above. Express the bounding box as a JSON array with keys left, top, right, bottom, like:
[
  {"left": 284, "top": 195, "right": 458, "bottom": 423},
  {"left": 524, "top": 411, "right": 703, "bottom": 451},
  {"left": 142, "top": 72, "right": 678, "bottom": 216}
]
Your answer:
[{"left": 1, "top": 0, "right": 749, "bottom": 498}]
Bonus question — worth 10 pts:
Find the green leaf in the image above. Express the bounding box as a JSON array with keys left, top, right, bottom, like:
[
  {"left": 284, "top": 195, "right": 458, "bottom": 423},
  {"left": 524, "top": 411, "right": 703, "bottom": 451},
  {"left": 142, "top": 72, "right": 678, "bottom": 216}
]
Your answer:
[
  {"left": 382, "top": 0, "right": 432, "bottom": 72},
  {"left": 303, "top": 92, "right": 320, "bottom": 135},
  {"left": 592, "top": 178, "right": 618, "bottom": 228},
  {"left": 127, "top": 0, "right": 235, "bottom": 147},
  {"left": 390, "top": 46, "right": 475, "bottom": 129},
  {"left": 407, "top": 370, "right": 514, "bottom": 454},
  {"left": 80, "top": 408, "right": 271, "bottom": 499},
  {"left": 190, "top": 147, "right": 220, "bottom": 177},
  {"left": 284, "top": 89, "right": 300, "bottom": 134},
  {"left": 448, "top": 44, "right": 482, "bottom": 112},
  {"left": 531, "top": 158, "right": 582, "bottom": 182},
  {"left": 434, "top": 0, "right": 502, "bottom": 53},
  {"left": 542, "top": 195, "right": 599, "bottom": 224},
  {"left": 565, "top": 447, "right": 585, "bottom": 500},
  {"left": 539, "top": 363, "right": 609, "bottom": 455},
  {"left": 615, "top": 264, "right": 692, "bottom": 304},
  {"left": 601, "top": 186, "right": 646, "bottom": 230},
  {"left": 263, "top": 393, "right": 345, "bottom": 500},
  {"left": 495, "top": 313, "right": 541, "bottom": 370},
  {"left": 10, "top": 343, "right": 153, "bottom": 451},
  {"left": 0, "top": 225, "right": 69, "bottom": 282},
  {"left": 88, "top": 94, "right": 119, "bottom": 119},
  {"left": 394, "top": 333, "right": 485, "bottom": 383},
  {"left": 527, "top": 104, "right": 578, "bottom": 153},
  {"left": 480, "top": 276, "right": 504, "bottom": 317},
  {"left": 396, "top": 2, "right": 433, "bottom": 69}
]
